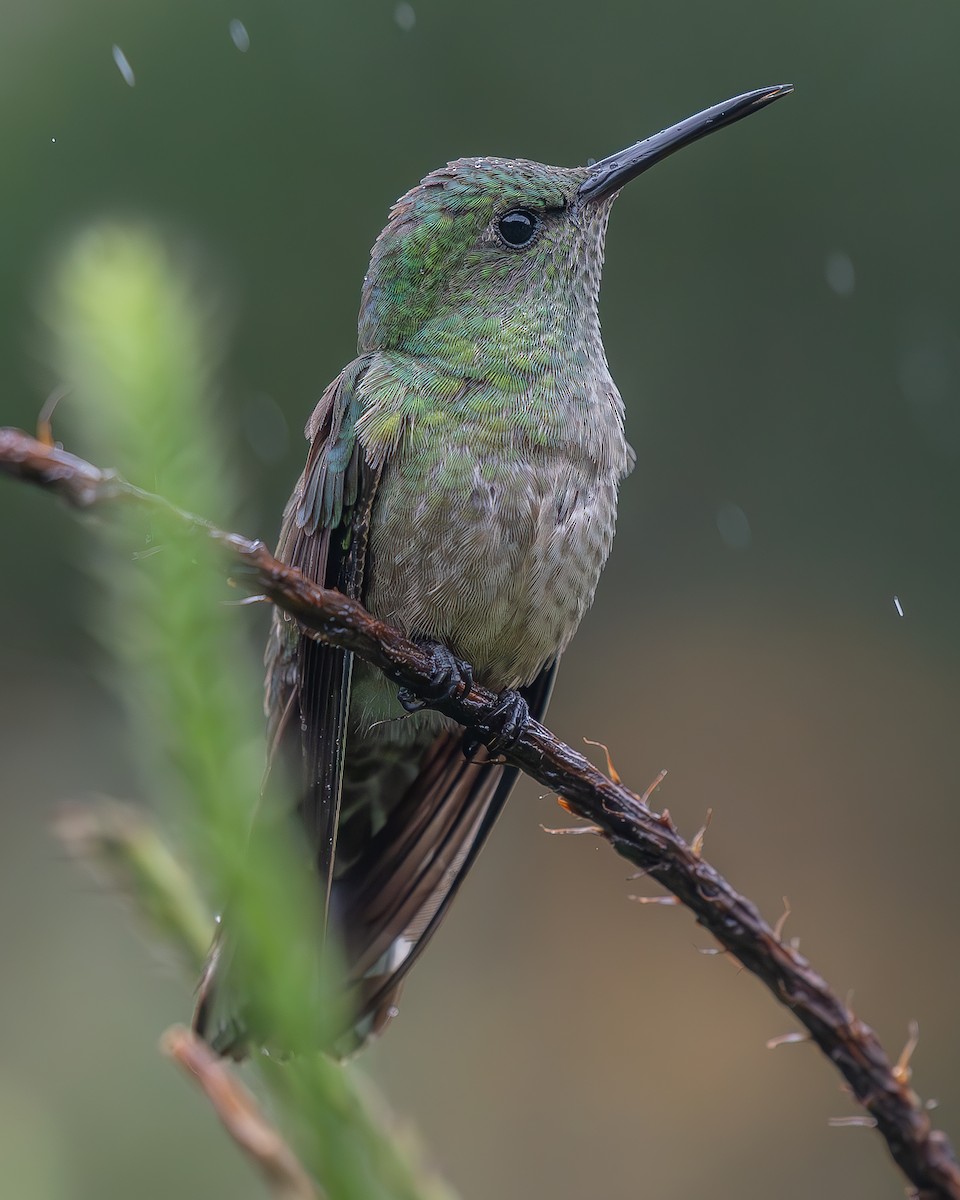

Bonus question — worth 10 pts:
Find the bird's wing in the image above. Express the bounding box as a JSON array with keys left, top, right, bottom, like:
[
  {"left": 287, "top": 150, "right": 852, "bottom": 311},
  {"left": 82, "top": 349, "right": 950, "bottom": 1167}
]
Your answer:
[
  {"left": 334, "top": 659, "right": 558, "bottom": 1049},
  {"left": 249, "top": 359, "right": 558, "bottom": 1052},
  {"left": 195, "top": 358, "right": 377, "bottom": 1056},
  {"left": 264, "top": 355, "right": 376, "bottom": 916}
]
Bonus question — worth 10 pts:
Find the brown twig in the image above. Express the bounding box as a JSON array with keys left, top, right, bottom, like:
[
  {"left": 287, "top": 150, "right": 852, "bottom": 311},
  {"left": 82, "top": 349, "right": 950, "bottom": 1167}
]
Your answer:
[
  {"left": 3, "top": 425, "right": 958, "bottom": 1200},
  {"left": 162, "top": 1025, "right": 319, "bottom": 1200}
]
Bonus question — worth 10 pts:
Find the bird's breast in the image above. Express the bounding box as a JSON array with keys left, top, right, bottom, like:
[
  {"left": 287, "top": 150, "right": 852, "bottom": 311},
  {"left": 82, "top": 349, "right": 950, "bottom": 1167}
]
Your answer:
[{"left": 361, "top": 415, "right": 631, "bottom": 700}]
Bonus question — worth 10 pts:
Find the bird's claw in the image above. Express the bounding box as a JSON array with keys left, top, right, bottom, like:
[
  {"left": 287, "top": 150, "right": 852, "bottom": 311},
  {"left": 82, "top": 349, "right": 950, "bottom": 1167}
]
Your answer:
[
  {"left": 397, "top": 639, "right": 473, "bottom": 713},
  {"left": 462, "top": 689, "right": 529, "bottom": 759}
]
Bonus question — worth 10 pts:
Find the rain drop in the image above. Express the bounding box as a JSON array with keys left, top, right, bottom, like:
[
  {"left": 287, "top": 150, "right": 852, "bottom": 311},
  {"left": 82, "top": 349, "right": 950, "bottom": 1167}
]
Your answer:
[
  {"left": 394, "top": 2, "right": 416, "bottom": 31},
  {"left": 229, "top": 19, "right": 250, "bottom": 52},
  {"left": 716, "top": 502, "right": 751, "bottom": 551},
  {"left": 825, "top": 251, "right": 854, "bottom": 297},
  {"left": 112, "top": 44, "right": 136, "bottom": 87},
  {"left": 893, "top": 595, "right": 905, "bottom": 618}
]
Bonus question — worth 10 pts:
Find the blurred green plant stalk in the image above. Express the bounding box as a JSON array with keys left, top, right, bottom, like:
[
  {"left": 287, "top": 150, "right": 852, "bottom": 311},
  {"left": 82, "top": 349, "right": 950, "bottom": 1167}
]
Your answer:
[{"left": 47, "top": 225, "right": 456, "bottom": 1200}]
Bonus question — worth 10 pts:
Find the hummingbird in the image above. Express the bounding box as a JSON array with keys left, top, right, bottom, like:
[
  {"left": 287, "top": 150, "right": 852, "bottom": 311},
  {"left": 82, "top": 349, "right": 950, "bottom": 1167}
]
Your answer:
[{"left": 196, "top": 84, "right": 792, "bottom": 1055}]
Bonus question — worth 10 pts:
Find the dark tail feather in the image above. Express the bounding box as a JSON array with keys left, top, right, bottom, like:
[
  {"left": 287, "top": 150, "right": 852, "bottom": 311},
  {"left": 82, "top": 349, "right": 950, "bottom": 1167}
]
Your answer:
[
  {"left": 335, "top": 661, "right": 558, "bottom": 1050},
  {"left": 194, "top": 661, "right": 558, "bottom": 1058},
  {"left": 193, "top": 932, "right": 251, "bottom": 1060}
]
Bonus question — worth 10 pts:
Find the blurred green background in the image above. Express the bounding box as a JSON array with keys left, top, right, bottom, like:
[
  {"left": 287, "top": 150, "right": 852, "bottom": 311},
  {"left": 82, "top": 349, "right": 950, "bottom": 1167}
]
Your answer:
[{"left": 2, "top": 2, "right": 959, "bottom": 1198}]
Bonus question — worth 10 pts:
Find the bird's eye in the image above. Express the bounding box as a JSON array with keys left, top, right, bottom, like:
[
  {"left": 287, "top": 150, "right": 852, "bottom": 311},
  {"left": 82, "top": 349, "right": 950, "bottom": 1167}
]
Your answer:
[{"left": 497, "top": 209, "right": 539, "bottom": 248}]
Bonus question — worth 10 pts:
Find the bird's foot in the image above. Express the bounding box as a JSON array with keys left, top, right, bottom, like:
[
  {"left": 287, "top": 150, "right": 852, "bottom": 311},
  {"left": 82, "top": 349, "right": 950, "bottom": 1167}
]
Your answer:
[
  {"left": 462, "top": 689, "right": 530, "bottom": 760},
  {"left": 397, "top": 639, "right": 473, "bottom": 713}
]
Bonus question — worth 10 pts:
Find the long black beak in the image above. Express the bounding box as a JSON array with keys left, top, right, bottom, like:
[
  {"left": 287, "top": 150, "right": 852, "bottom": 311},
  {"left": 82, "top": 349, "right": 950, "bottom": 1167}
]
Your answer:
[{"left": 578, "top": 84, "right": 793, "bottom": 204}]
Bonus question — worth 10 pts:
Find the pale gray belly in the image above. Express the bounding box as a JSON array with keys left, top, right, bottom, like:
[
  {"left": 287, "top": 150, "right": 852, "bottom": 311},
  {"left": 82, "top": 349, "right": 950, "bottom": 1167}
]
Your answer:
[{"left": 349, "top": 448, "right": 620, "bottom": 734}]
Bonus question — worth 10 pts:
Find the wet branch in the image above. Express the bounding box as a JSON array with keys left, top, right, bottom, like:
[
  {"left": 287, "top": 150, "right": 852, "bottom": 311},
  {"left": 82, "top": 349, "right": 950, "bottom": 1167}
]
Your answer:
[{"left": 3, "top": 425, "right": 958, "bottom": 1200}]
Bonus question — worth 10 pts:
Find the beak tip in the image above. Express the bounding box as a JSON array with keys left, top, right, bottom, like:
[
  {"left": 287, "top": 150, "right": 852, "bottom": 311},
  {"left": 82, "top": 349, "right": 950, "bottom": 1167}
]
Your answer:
[{"left": 579, "top": 83, "right": 795, "bottom": 204}]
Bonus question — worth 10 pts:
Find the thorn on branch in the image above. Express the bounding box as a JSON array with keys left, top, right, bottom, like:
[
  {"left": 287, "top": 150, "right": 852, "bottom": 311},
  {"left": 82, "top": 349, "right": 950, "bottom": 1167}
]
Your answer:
[
  {"left": 37, "top": 385, "right": 69, "bottom": 447},
  {"left": 894, "top": 1020, "right": 921, "bottom": 1086},
  {"left": 695, "top": 944, "right": 747, "bottom": 976},
  {"left": 766, "top": 1031, "right": 811, "bottom": 1050},
  {"left": 641, "top": 769, "right": 668, "bottom": 805},
  {"left": 691, "top": 807, "right": 713, "bottom": 859},
  {"left": 583, "top": 737, "right": 623, "bottom": 785},
  {"left": 773, "top": 897, "right": 792, "bottom": 943}
]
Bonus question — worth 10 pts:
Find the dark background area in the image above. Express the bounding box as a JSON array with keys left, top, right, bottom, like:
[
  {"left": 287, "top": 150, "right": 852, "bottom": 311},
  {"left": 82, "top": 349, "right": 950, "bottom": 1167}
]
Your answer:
[{"left": 2, "top": 2, "right": 959, "bottom": 1197}]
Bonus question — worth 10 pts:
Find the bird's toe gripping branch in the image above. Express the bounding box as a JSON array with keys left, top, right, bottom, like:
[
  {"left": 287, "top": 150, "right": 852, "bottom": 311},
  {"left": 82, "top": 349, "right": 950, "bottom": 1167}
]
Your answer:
[
  {"left": 462, "top": 689, "right": 530, "bottom": 761},
  {"left": 393, "top": 636, "right": 529, "bottom": 761},
  {"left": 396, "top": 638, "right": 474, "bottom": 712}
]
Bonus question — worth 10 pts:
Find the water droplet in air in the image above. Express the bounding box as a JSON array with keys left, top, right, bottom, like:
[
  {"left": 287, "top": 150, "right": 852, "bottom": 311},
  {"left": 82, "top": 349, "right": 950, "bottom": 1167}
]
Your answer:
[
  {"left": 394, "top": 2, "right": 416, "bottom": 31},
  {"left": 229, "top": 19, "right": 250, "bottom": 52},
  {"left": 716, "top": 502, "right": 751, "bottom": 551},
  {"left": 893, "top": 595, "right": 905, "bottom": 618},
  {"left": 112, "top": 44, "right": 136, "bottom": 87},
  {"left": 825, "top": 251, "right": 854, "bottom": 296}
]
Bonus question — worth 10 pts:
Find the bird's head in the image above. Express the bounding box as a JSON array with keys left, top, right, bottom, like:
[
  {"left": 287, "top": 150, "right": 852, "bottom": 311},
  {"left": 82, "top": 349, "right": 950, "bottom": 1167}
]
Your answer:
[{"left": 357, "top": 86, "right": 792, "bottom": 376}]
